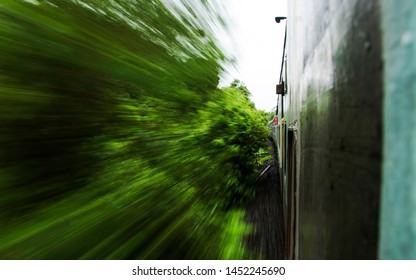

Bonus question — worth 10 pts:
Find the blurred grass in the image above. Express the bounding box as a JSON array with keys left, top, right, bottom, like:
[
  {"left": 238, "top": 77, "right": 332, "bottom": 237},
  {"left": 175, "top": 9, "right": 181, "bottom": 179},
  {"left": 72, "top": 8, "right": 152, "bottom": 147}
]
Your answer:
[{"left": 0, "top": 0, "right": 269, "bottom": 259}]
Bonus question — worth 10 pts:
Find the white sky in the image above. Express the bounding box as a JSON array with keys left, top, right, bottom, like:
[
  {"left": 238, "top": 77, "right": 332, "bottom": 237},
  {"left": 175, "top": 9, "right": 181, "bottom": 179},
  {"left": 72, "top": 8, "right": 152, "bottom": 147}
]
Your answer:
[{"left": 219, "top": 0, "right": 288, "bottom": 111}]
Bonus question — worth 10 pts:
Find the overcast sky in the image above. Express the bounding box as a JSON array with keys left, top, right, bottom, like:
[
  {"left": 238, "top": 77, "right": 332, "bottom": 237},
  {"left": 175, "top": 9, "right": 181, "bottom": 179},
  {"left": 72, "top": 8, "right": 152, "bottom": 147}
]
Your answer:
[{"left": 219, "top": 0, "right": 288, "bottom": 111}]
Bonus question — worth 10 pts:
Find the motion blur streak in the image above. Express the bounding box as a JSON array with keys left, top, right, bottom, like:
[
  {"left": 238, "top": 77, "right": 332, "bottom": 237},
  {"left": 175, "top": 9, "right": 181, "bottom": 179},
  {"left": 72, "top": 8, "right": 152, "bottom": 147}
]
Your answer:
[{"left": 0, "top": 0, "right": 269, "bottom": 259}]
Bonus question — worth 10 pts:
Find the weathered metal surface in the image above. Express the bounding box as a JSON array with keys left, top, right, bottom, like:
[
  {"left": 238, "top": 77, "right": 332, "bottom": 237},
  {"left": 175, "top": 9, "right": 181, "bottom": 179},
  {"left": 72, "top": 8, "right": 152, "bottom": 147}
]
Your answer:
[
  {"left": 285, "top": 0, "right": 383, "bottom": 259},
  {"left": 379, "top": 0, "right": 416, "bottom": 260}
]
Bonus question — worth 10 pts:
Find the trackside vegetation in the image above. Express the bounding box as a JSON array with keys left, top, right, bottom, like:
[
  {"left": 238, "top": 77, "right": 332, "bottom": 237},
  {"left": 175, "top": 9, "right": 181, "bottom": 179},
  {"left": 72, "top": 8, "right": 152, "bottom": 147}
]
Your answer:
[{"left": 0, "top": 0, "right": 269, "bottom": 259}]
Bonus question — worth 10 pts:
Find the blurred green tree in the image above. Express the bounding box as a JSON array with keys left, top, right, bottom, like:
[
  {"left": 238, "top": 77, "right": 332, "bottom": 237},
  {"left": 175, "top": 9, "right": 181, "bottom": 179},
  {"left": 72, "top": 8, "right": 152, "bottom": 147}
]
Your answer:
[{"left": 0, "top": 0, "right": 269, "bottom": 259}]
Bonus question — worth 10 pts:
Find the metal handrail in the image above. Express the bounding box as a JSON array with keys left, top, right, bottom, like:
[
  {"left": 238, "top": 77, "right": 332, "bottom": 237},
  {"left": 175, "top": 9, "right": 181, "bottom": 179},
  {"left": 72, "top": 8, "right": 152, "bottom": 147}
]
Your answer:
[
  {"left": 277, "top": 23, "right": 287, "bottom": 119},
  {"left": 279, "top": 24, "right": 287, "bottom": 84}
]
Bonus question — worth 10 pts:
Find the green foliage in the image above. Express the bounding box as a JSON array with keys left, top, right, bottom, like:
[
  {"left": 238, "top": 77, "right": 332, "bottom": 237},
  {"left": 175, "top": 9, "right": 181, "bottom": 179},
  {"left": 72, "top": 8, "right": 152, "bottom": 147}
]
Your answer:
[
  {"left": 0, "top": 0, "right": 268, "bottom": 259},
  {"left": 229, "top": 79, "right": 252, "bottom": 99},
  {"left": 194, "top": 88, "right": 269, "bottom": 208}
]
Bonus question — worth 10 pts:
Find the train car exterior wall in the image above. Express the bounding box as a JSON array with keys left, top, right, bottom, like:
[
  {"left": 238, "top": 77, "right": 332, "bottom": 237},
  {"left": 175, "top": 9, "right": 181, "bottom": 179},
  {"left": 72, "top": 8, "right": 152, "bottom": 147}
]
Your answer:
[
  {"left": 379, "top": 0, "right": 416, "bottom": 259},
  {"left": 283, "top": 0, "right": 383, "bottom": 259}
]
